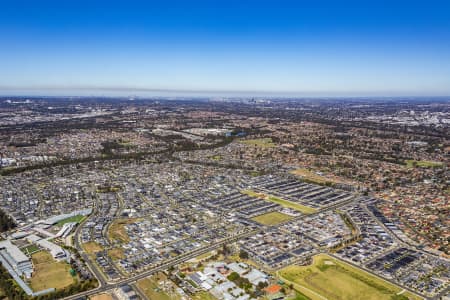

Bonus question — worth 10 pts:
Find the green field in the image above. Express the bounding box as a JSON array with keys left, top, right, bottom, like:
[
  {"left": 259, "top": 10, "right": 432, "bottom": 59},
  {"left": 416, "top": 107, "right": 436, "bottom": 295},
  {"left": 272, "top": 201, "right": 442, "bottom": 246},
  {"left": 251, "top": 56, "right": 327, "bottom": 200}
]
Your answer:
[
  {"left": 192, "top": 291, "right": 216, "bottom": 300},
  {"left": 278, "top": 254, "right": 421, "bottom": 300},
  {"left": 242, "top": 190, "right": 316, "bottom": 214},
  {"left": 266, "top": 195, "right": 317, "bottom": 214},
  {"left": 21, "top": 244, "right": 40, "bottom": 255},
  {"left": 249, "top": 170, "right": 262, "bottom": 177},
  {"left": 241, "top": 189, "right": 264, "bottom": 198},
  {"left": 57, "top": 214, "right": 86, "bottom": 225},
  {"left": 287, "top": 293, "right": 312, "bottom": 300},
  {"left": 406, "top": 160, "right": 444, "bottom": 168},
  {"left": 30, "top": 251, "right": 76, "bottom": 291},
  {"left": 210, "top": 155, "right": 222, "bottom": 160},
  {"left": 240, "top": 138, "right": 276, "bottom": 148},
  {"left": 252, "top": 211, "right": 293, "bottom": 225}
]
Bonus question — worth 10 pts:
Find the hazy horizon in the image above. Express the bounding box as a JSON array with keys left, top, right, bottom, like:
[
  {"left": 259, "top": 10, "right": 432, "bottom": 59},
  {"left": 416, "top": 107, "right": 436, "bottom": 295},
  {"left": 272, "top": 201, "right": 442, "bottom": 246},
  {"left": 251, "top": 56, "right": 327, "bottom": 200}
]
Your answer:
[{"left": 1, "top": 87, "right": 450, "bottom": 99}]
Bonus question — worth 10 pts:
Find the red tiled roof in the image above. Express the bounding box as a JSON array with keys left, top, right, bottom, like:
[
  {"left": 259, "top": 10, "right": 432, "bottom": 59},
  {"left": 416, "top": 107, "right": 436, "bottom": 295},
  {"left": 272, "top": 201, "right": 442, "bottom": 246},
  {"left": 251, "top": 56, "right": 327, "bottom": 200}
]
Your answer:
[{"left": 265, "top": 284, "right": 282, "bottom": 294}]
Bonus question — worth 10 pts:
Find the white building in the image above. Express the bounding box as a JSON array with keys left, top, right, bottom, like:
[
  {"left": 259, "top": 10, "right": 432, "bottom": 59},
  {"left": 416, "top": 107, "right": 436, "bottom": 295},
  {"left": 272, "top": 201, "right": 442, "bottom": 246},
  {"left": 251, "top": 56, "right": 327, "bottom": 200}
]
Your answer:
[
  {"left": 0, "top": 240, "right": 33, "bottom": 278},
  {"left": 27, "top": 234, "right": 69, "bottom": 261},
  {"left": 56, "top": 222, "right": 77, "bottom": 238}
]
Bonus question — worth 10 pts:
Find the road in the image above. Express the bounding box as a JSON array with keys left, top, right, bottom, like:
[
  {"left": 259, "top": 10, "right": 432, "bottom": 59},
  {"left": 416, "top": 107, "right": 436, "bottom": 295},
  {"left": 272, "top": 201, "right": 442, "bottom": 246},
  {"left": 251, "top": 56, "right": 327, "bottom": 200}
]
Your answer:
[
  {"left": 63, "top": 228, "right": 258, "bottom": 299},
  {"left": 71, "top": 192, "right": 110, "bottom": 287},
  {"left": 66, "top": 184, "right": 358, "bottom": 299},
  {"left": 65, "top": 183, "right": 436, "bottom": 300},
  {"left": 362, "top": 204, "right": 449, "bottom": 300}
]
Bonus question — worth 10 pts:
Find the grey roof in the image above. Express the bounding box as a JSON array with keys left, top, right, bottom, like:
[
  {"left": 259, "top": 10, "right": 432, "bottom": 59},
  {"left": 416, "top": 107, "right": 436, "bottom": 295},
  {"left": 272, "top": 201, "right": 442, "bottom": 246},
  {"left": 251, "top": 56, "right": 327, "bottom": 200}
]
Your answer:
[{"left": 0, "top": 240, "right": 29, "bottom": 263}]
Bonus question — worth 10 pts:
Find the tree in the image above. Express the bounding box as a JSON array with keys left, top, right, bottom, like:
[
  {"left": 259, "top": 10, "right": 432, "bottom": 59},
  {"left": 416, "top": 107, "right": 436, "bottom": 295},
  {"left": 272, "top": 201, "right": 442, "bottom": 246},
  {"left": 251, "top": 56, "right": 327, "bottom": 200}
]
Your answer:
[
  {"left": 257, "top": 281, "right": 268, "bottom": 289},
  {"left": 227, "top": 272, "right": 240, "bottom": 281},
  {"left": 239, "top": 249, "right": 249, "bottom": 260},
  {"left": 221, "top": 244, "right": 231, "bottom": 256},
  {"left": 0, "top": 209, "right": 16, "bottom": 232}
]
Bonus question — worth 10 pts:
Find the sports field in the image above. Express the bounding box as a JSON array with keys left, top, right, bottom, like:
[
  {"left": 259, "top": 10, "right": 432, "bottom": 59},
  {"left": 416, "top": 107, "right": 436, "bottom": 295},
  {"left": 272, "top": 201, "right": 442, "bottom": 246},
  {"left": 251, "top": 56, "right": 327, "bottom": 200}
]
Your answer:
[
  {"left": 252, "top": 211, "right": 293, "bottom": 225},
  {"left": 57, "top": 214, "right": 86, "bottom": 225},
  {"left": 30, "top": 251, "right": 76, "bottom": 291},
  {"left": 278, "top": 254, "right": 421, "bottom": 300}
]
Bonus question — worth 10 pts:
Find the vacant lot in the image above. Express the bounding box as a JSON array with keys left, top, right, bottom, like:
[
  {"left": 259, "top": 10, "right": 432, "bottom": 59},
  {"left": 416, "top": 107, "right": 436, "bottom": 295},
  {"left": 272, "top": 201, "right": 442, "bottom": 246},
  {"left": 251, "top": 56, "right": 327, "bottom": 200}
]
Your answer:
[
  {"left": 30, "top": 251, "right": 75, "bottom": 291},
  {"left": 90, "top": 293, "right": 113, "bottom": 300},
  {"left": 242, "top": 190, "right": 316, "bottom": 214},
  {"left": 193, "top": 250, "right": 215, "bottom": 262},
  {"left": 137, "top": 274, "right": 181, "bottom": 300},
  {"left": 192, "top": 291, "right": 217, "bottom": 300},
  {"left": 267, "top": 195, "right": 317, "bottom": 214},
  {"left": 241, "top": 189, "right": 265, "bottom": 198},
  {"left": 108, "top": 247, "right": 125, "bottom": 260},
  {"left": 240, "top": 138, "right": 276, "bottom": 148},
  {"left": 279, "top": 254, "right": 420, "bottom": 300},
  {"left": 108, "top": 218, "right": 137, "bottom": 243},
  {"left": 406, "top": 160, "right": 444, "bottom": 168},
  {"left": 290, "top": 168, "right": 344, "bottom": 186},
  {"left": 83, "top": 241, "right": 103, "bottom": 255},
  {"left": 252, "top": 211, "right": 293, "bottom": 225},
  {"left": 209, "top": 155, "right": 222, "bottom": 160}
]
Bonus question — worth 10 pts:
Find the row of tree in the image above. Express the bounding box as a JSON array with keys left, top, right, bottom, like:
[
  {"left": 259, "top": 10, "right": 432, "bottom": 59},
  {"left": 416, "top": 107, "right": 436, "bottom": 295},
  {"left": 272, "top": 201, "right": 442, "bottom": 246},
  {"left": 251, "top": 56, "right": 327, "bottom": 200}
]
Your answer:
[{"left": 0, "top": 264, "right": 28, "bottom": 300}]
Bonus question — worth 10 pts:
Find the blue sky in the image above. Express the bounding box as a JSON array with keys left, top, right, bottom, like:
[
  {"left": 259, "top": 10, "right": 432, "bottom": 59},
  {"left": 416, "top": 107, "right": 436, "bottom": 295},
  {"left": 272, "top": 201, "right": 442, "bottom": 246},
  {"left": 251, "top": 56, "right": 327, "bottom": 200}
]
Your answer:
[{"left": 1, "top": 0, "right": 450, "bottom": 96}]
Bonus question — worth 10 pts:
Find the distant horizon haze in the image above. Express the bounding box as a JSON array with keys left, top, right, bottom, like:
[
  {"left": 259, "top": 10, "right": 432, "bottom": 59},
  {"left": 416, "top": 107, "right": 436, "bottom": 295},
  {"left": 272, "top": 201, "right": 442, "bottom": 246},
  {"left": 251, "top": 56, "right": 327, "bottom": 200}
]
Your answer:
[{"left": 1, "top": 87, "right": 450, "bottom": 99}]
